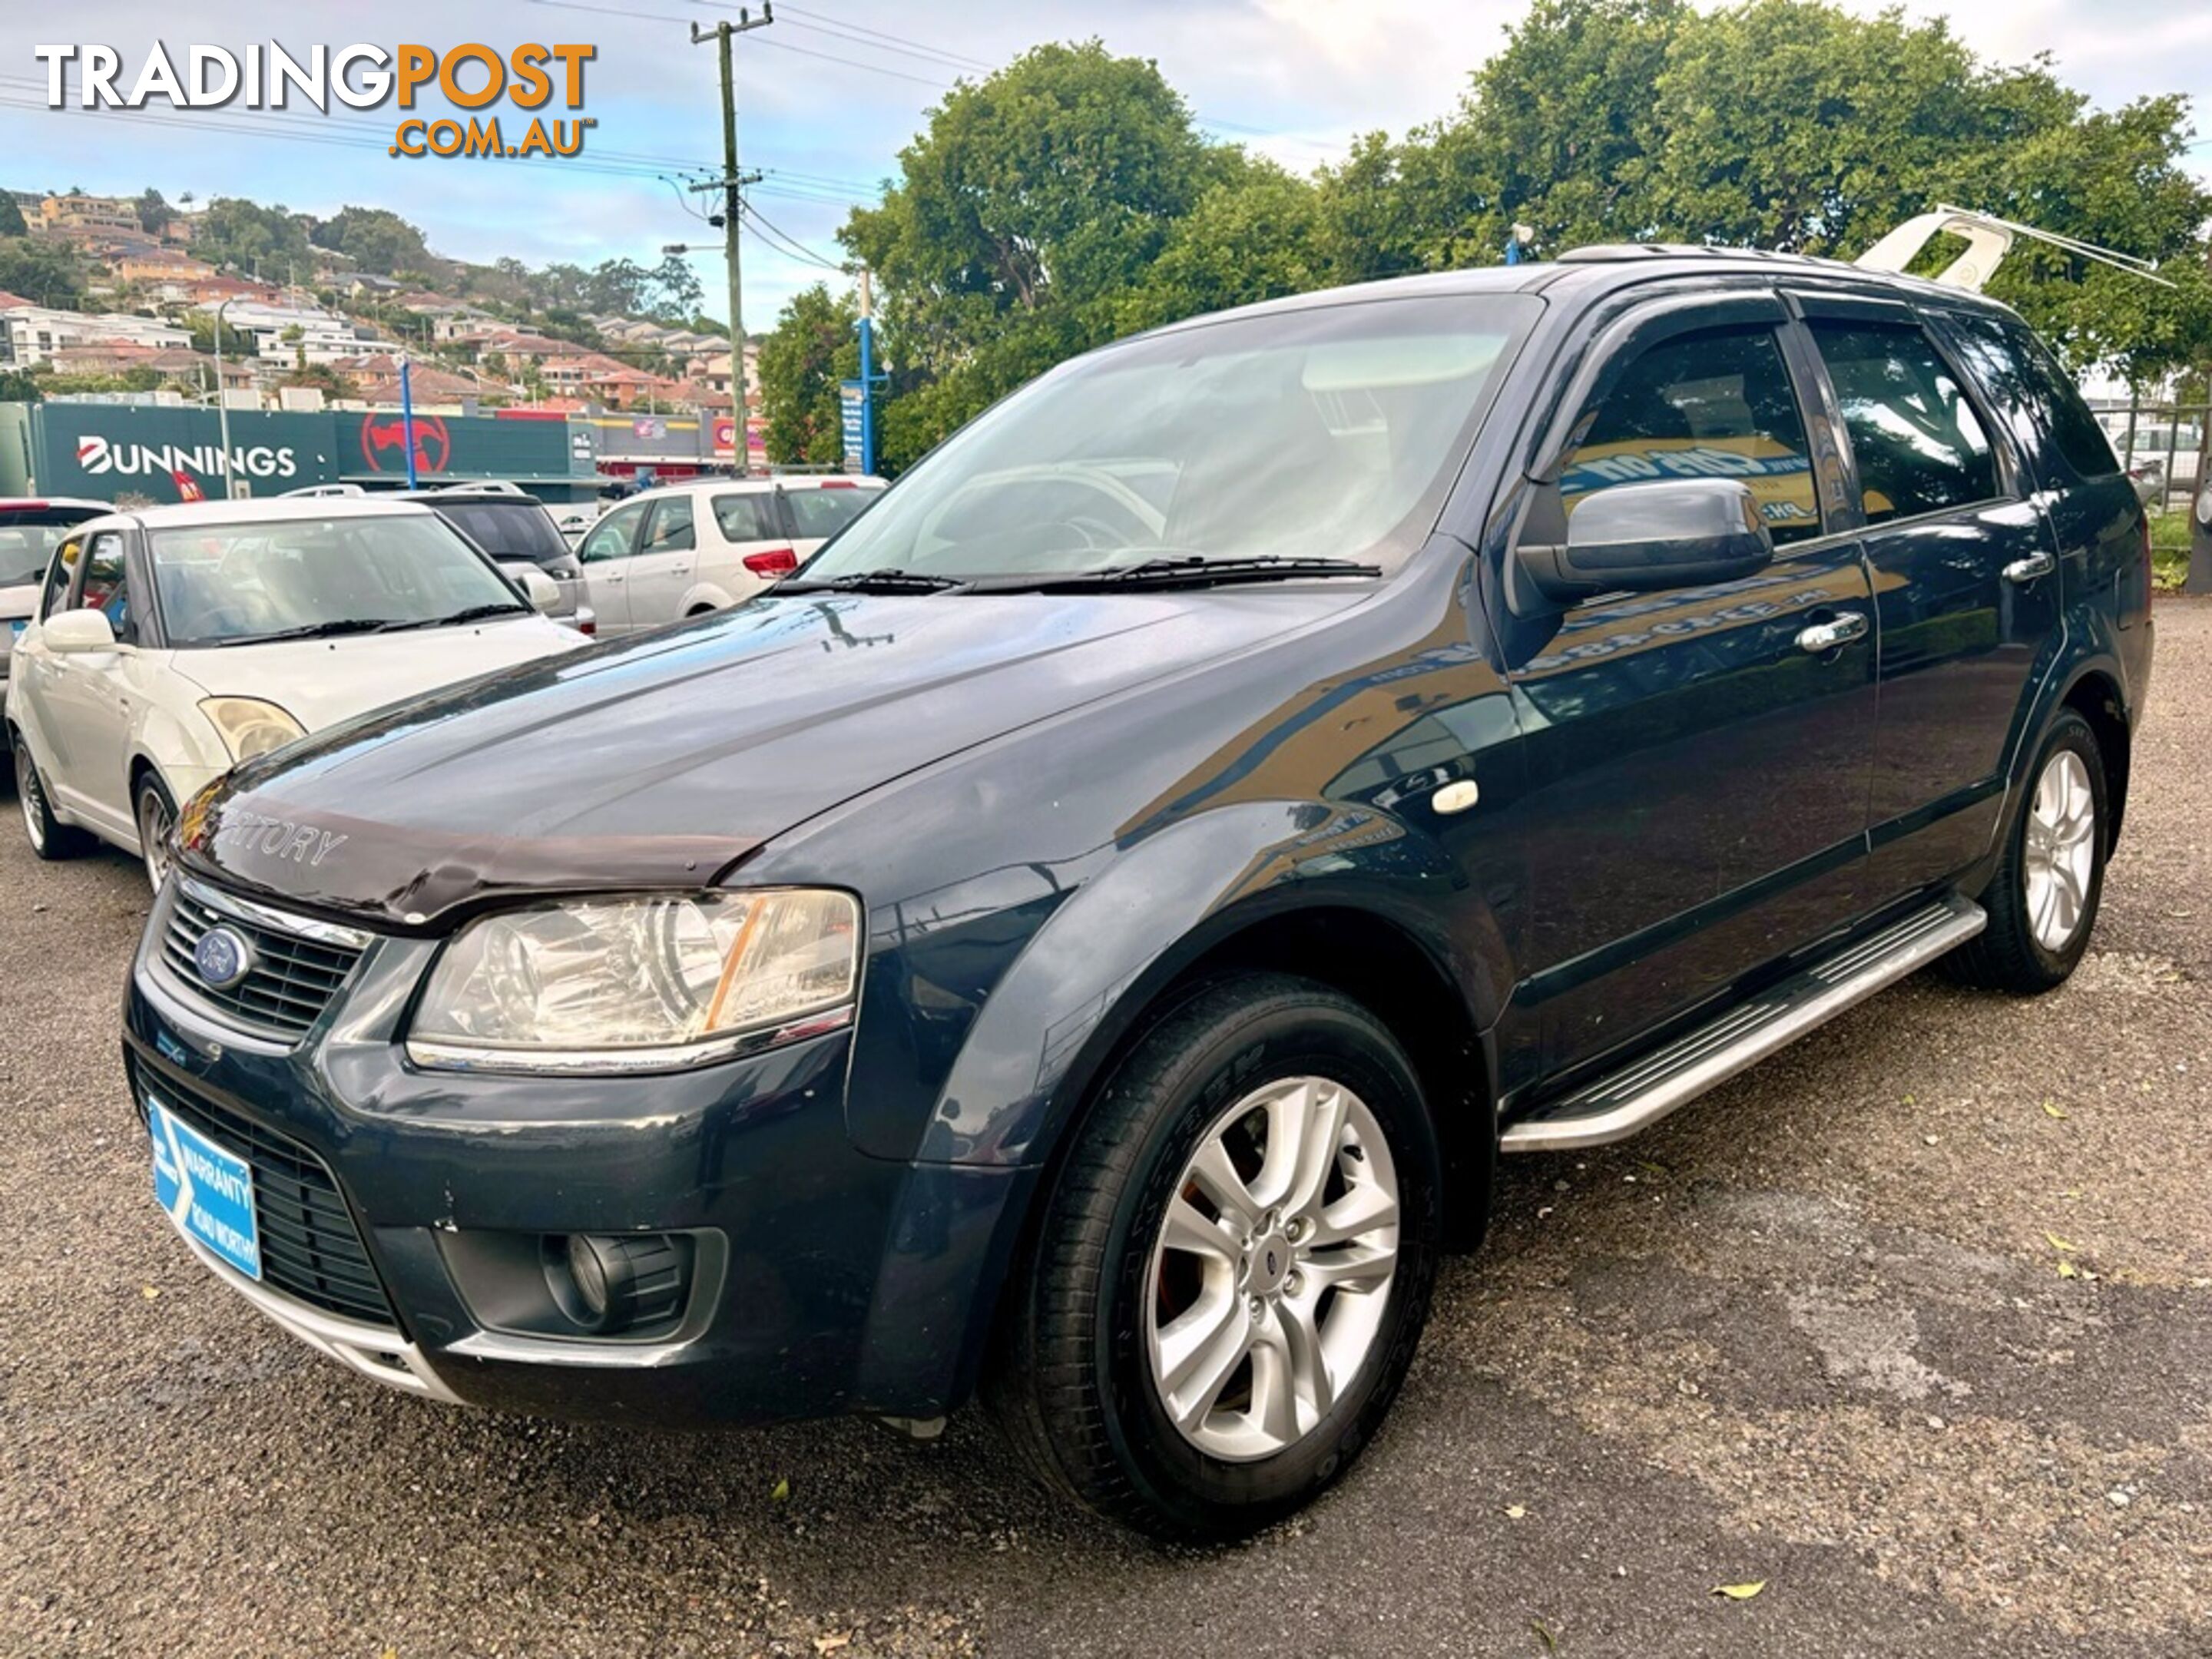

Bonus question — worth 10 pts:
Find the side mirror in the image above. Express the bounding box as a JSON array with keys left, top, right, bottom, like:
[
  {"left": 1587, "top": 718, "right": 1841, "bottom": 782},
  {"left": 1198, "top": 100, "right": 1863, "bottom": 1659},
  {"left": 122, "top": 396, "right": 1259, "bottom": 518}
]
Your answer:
[
  {"left": 512, "top": 566, "right": 563, "bottom": 614},
  {"left": 43, "top": 608, "right": 119, "bottom": 654},
  {"left": 1516, "top": 478, "right": 1776, "bottom": 604}
]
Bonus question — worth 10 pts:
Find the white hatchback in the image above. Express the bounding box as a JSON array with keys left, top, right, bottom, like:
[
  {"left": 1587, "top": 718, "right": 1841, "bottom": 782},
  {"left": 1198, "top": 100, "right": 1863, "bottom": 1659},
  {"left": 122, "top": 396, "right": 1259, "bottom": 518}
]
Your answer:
[
  {"left": 576, "top": 475, "right": 886, "bottom": 635},
  {"left": 5, "top": 498, "right": 586, "bottom": 886}
]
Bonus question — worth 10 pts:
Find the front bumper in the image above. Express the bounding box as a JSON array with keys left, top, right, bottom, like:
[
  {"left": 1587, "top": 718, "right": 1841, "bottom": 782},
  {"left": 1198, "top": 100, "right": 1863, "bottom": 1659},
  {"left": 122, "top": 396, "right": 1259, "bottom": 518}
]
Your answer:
[{"left": 124, "top": 878, "right": 1033, "bottom": 1426}]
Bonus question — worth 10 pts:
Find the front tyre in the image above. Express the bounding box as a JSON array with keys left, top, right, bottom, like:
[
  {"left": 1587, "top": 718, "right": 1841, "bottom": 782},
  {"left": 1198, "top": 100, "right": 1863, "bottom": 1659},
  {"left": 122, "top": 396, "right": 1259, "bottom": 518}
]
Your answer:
[
  {"left": 991, "top": 973, "right": 1440, "bottom": 1540},
  {"left": 1946, "top": 708, "right": 2108, "bottom": 993},
  {"left": 134, "top": 771, "right": 178, "bottom": 892}
]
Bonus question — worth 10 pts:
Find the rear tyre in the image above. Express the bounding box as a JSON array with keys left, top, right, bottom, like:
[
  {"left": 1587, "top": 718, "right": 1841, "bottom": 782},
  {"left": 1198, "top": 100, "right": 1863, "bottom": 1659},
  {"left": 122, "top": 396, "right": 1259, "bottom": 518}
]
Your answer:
[
  {"left": 989, "top": 973, "right": 1440, "bottom": 1541},
  {"left": 12, "top": 731, "right": 92, "bottom": 862},
  {"left": 134, "top": 771, "right": 178, "bottom": 892},
  {"left": 1945, "top": 708, "right": 2107, "bottom": 993}
]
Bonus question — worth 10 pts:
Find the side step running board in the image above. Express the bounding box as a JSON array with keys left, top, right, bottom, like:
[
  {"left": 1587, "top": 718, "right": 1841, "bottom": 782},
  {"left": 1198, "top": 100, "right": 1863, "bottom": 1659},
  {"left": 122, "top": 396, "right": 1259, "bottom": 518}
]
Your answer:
[{"left": 1500, "top": 895, "right": 1985, "bottom": 1154}]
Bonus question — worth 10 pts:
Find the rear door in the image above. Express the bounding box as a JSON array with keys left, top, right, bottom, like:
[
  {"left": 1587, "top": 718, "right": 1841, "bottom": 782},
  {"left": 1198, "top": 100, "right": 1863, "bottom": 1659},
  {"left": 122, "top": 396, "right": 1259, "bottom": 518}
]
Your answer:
[
  {"left": 624, "top": 495, "right": 701, "bottom": 627},
  {"left": 1500, "top": 293, "right": 1879, "bottom": 1075},
  {"left": 1794, "top": 295, "right": 2059, "bottom": 894},
  {"left": 576, "top": 500, "right": 648, "bottom": 634}
]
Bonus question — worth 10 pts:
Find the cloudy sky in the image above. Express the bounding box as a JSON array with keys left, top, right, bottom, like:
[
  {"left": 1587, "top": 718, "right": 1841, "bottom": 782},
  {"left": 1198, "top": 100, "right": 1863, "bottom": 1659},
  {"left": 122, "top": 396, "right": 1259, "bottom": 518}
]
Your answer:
[{"left": 5, "top": 0, "right": 2208, "bottom": 326}]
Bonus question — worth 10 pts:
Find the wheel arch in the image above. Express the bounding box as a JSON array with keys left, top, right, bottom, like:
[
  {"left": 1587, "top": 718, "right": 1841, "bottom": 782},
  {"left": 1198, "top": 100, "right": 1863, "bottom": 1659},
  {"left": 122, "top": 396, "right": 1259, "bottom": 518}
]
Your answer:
[{"left": 2056, "top": 666, "right": 2130, "bottom": 848}]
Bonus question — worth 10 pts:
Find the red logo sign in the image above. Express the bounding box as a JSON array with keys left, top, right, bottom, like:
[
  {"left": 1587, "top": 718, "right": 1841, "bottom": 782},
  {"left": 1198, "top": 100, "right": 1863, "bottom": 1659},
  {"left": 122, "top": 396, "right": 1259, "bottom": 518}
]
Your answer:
[
  {"left": 711, "top": 416, "right": 737, "bottom": 453},
  {"left": 359, "top": 413, "right": 452, "bottom": 476},
  {"left": 171, "top": 469, "right": 205, "bottom": 502}
]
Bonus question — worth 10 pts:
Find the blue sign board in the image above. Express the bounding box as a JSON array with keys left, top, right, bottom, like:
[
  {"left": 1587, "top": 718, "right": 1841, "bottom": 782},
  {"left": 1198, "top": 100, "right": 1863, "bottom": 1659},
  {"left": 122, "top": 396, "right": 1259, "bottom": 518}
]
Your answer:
[
  {"left": 839, "top": 380, "right": 866, "bottom": 474},
  {"left": 149, "top": 1097, "right": 262, "bottom": 1281}
]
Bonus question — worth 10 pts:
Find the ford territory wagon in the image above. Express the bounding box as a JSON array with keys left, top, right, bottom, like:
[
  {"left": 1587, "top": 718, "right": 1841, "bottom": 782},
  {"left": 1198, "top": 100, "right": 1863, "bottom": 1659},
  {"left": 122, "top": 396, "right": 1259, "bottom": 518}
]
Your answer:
[{"left": 124, "top": 247, "right": 2152, "bottom": 1538}]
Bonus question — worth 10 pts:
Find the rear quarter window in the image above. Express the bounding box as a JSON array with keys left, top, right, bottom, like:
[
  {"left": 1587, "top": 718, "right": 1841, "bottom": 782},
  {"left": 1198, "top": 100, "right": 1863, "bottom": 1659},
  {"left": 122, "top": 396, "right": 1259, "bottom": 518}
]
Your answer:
[{"left": 1943, "top": 313, "right": 2120, "bottom": 484}]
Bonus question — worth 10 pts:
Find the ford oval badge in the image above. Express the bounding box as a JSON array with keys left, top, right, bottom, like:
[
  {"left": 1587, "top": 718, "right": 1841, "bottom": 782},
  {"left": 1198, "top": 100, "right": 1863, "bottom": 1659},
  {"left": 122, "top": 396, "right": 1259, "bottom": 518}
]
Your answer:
[{"left": 193, "top": 925, "right": 255, "bottom": 992}]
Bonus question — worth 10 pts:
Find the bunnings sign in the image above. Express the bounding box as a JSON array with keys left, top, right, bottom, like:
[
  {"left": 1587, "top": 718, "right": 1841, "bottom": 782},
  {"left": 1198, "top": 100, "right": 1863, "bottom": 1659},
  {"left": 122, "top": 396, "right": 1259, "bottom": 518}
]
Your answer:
[{"left": 0, "top": 402, "right": 593, "bottom": 502}]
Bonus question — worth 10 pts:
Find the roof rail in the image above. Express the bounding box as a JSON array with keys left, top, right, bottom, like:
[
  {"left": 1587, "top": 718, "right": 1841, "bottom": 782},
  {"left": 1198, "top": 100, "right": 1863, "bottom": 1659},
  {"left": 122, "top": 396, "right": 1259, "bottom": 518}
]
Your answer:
[
  {"left": 1855, "top": 205, "right": 2174, "bottom": 292},
  {"left": 1556, "top": 243, "right": 1835, "bottom": 267}
]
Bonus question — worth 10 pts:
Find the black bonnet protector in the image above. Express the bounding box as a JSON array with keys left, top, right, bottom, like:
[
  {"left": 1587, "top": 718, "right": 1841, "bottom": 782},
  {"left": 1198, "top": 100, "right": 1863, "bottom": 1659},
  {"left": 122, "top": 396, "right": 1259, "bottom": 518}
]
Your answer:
[{"left": 176, "top": 796, "right": 753, "bottom": 929}]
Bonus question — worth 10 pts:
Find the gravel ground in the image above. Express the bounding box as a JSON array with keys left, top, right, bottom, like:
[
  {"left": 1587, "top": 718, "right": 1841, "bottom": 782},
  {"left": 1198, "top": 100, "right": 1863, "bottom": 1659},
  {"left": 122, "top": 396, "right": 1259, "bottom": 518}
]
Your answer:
[{"left": 3, "top": 600, "right": 2207, "bottom": 1658}]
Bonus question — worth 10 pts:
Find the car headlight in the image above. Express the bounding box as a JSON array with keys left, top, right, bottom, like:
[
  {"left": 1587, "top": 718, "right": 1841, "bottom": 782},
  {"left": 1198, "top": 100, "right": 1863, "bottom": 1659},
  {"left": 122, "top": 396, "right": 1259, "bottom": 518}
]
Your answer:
[
  {"left": 406, "top": 889, "right": 861, "bottom": 1074},
  {"left": 200, "top": 697, "right": 306, "bottom": 763}
]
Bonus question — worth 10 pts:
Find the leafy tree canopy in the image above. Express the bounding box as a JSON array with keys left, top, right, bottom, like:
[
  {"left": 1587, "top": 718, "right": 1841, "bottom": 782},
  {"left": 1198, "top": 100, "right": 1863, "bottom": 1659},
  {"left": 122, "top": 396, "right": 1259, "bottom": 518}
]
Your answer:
[{"left": 756, "top": 282, "right": 859, "bottom": 467}]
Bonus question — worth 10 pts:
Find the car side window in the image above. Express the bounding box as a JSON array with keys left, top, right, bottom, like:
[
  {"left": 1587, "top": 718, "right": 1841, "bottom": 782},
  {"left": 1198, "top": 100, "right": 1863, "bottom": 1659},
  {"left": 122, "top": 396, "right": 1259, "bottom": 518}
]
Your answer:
[
  {"left": 75, "top": 533, "right": 134, "bottom": 643},
  {"left": 38, "top": 535, "right": 82, "bottom": 620},
  {"left": 643, "top": 496, "right": 697, "bottom": 554},
  {"left": 1943, "top": 313, "right": 2120, "bottom": 484},
  {"left": 578, "top": 503, "right": 644, "bottom": 564},
  {"left": 1806, "top": 320, "right": 1998, "bottom": 524},
  {"left": 712, "top": 492, "right": 779, "bottom": 541},
  {"left": 1561, "top": 326, "right": 1824, "bottom": 545}
]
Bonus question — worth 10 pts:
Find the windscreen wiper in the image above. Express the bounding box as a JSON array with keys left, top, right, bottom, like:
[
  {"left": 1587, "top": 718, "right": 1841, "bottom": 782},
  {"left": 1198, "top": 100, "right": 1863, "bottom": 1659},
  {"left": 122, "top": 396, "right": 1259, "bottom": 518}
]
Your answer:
[
  {"left": 774, "top": 568, "right": 972, "bottom": 594},
  {"left": 214, "top": 618, "right": 397, "bottom": 646},
  {"left": 981, "top": 555, "right": 1383, "bottom": 593},
  {"left": 379, "top": 602, "right": 533, "bottom": 631}
]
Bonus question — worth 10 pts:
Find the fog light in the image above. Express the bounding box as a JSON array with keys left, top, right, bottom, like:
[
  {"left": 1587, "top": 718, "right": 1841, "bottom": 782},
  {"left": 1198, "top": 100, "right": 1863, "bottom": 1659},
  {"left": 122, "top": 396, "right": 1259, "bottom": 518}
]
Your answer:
[{"left": 549, "top": 1233, "right": 689, "bottom": 1335}]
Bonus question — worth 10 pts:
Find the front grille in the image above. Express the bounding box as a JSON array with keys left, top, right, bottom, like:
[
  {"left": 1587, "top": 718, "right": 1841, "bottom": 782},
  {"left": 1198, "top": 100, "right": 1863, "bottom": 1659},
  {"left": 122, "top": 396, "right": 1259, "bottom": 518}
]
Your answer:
[
  {"left": 161, "top": 888, "right": 364, "bottom": 1039},
  {"left": 140, "top": 1063, "right": 397, "bottom": 1329}
]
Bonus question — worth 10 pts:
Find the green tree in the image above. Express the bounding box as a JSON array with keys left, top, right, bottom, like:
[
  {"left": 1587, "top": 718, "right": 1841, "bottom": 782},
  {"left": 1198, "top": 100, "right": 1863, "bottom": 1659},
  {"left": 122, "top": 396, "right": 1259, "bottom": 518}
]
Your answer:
[
  {"left": 0, "top": 237, "right": 88, "bottom": 306},
  {"left": 0, "top": 366, "right": 41, "bottom": 402},
  {"left": 842, "top": 40, "right": 1214, "bottom": 466},
  {"left": 191, "top": 197, "right": 312, "bottom": 275},
  {"left": 135, "top": 187, "right": 174, "bottom": 235},
  {"left": 647, "top": 253, "right": 705, "bottom": 322},
  {"left": 312, "top": 205, "right": 431, "bottom": 276},
  {"left": 1115, "top": 153, "right": 1329, "bottom": 334},
  {"left": 0, "top": 194, "right": 27, "bottom": 237},
  {"left": 757, "top": 283, "right": 859, "bottom": 465},
  {"left": 182, "top": 310, "right": 254, "bottom": 357}
]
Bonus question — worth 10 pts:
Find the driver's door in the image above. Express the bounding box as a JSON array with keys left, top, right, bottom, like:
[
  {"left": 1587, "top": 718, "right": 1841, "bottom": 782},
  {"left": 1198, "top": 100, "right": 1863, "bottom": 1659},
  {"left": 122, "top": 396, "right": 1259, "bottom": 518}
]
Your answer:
[
  {"left": 577, "top": 501, "right": 648, "bottom": 635},
  {"left": 1495, "top": 299, "right": 1879, "bottom": 1075},
  {"left": 41, "top": 529, "right": 141, "bottom": 832}
]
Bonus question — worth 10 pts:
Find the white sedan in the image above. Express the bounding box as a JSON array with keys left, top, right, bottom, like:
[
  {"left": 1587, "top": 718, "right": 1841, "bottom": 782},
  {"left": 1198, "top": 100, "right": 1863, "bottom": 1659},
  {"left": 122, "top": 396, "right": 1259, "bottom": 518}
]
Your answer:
[{"left": 5, "top": 497, "right": 587, "bottom": 887}]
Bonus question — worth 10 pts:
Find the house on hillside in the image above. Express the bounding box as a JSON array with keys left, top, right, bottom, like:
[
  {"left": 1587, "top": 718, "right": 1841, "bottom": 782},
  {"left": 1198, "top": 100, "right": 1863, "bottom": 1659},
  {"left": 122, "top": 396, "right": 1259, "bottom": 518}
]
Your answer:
[{"left": 37, "top": 194, "right": 140, "bottom": 234}]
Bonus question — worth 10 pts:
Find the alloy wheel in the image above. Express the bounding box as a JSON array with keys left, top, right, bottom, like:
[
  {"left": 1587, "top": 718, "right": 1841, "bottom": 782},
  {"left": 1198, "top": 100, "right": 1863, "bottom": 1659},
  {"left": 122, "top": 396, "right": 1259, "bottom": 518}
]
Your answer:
[
  {"left": 137, "top": 784, "right": 174, "bottom": 890},
  {"left": 1145, "top": 1074, "right": 1400, "bottom": 1462},
  {"left": 2023, "top": 749, "right": 2096, "bottom": 953}
]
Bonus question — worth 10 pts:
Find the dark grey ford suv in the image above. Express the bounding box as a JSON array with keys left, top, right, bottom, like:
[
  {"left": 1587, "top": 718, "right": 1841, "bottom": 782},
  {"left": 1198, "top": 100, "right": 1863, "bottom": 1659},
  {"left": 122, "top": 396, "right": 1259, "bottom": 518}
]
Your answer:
[{"left": 124, "top": 247, "right": 2151, "bottom": 1538}]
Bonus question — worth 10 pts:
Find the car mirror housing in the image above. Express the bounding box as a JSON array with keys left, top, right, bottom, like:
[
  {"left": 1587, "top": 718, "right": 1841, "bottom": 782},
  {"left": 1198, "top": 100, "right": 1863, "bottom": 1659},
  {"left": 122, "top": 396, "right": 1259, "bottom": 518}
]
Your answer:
[
  {"left": 515, "top": 567, "right": 563, "bottom": 614},
  {"left": 1516, "top": 478, "right": 1777, "bottom": 603},
  {"left": 42, "top": 608, "right": 119, "bottom": 654}
]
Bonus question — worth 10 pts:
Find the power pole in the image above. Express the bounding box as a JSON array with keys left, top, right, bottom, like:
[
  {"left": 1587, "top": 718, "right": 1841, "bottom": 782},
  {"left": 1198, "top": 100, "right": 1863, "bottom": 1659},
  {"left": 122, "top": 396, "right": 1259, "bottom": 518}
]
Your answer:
[{"left": 690, "top": 5, "right": 773, "bottom": 474}]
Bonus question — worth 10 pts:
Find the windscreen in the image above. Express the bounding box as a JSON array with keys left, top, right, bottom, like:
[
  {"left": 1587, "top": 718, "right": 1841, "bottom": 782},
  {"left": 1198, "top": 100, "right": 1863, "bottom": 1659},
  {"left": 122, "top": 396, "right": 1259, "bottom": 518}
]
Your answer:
[
  {"left": 785, "top": 485, "right": 882, "bottom": 541},
  {"left": 147, "top": 512, "right": 525, "bottom": 647},
  {"left": 432, "top": 501, "right": 570, "bottom": 564},
  {"left": 0, "top": 509, "right": 101, "bottom": 587},
  {"left": 802, "top": 294, "right": 1538, "bottom": 581}
]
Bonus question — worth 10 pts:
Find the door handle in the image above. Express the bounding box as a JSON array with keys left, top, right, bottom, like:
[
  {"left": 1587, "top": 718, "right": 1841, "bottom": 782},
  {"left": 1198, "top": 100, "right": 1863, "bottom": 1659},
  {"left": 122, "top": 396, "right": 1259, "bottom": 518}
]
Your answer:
[
  {"left": 2003, "top": 551, "right": 2056, "bottom": 584},
  {"left": 1795, "top": 612, "right": 1869, "bottom": 654}
]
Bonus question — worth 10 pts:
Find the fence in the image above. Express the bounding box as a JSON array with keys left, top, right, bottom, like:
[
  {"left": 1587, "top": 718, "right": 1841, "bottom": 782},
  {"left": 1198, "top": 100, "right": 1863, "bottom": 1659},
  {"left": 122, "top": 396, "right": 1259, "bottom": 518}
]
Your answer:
[{"left": 2091, "top": 396, "right": 2212, "bottom": 517}]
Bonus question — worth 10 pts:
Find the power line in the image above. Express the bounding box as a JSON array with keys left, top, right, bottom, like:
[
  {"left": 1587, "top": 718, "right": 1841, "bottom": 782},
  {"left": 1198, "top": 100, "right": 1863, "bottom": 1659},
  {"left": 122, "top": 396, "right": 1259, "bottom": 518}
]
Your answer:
[
  {"left": 740, "top": 200, "right": 845, "bottom": 271},
  {"left": 767, "top": 3, "right": 995, "bottom": 71}
]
